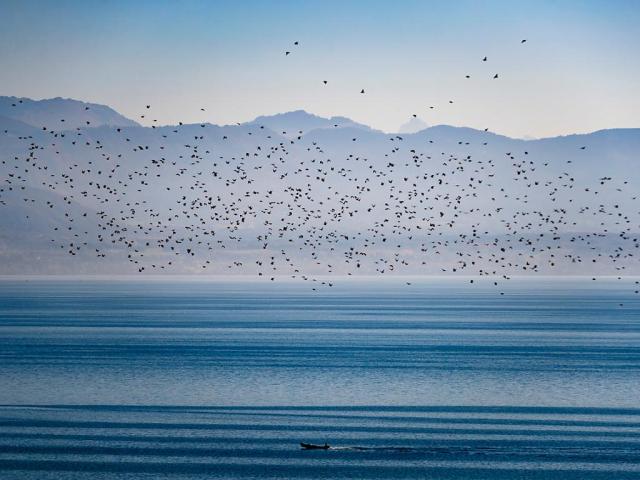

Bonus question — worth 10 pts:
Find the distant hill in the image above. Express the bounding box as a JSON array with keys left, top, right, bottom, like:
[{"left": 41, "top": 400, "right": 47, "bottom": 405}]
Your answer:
[
  {"left": 398, "top": 116, "right": 429, "bottom": 134},
  {"left": 0, "top": 96, "right": 139, "bottom": 130},
  {"left": 246, "top": 110, "right": 374, "bottom": 137},
  {"left": 1, "top": 96, "right": 639, "bottom": 275}
]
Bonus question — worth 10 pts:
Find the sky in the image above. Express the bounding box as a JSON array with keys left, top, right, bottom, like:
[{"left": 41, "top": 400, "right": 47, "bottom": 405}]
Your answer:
[{"left": 0, "top": 0, "right": 639, "bottom": 138}]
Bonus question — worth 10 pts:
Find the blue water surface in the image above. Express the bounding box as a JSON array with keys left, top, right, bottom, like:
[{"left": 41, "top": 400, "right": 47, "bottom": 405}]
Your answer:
[{"left": 0, "top": 277, "right": 639, "bottom": 479}]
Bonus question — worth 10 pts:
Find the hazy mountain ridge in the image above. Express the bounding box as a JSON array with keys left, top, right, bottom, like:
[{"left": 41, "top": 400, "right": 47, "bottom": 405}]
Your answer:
[
  {"left": 398, "top": 116, "right": 429, "bottom": 134},
  {"left": 245, "top": 110, "right": 375, "bottom": 138},
  {"left": 2, "top": 96, "right": 638, "bottom": 143},
  {"left": 0, "top": 96, "right": 140, "bottom": 130},
  {"left": 1, "top": 96, "right": 639, "bottom": 276}
]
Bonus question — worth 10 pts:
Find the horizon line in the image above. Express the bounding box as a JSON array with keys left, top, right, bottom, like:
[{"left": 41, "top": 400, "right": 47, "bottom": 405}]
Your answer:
[{"left": 4, "top": 94, "right": 640, "bottom": 141}]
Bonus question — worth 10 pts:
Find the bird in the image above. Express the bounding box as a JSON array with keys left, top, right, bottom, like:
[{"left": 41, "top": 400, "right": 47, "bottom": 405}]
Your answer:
[{"left": 2, "top": 35, "right": 635, "bottom": 298}]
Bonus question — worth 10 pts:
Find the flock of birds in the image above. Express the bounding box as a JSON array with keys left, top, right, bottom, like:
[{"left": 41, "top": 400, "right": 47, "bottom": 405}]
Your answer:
[
  {"left": 285, "top": 40, "right": 524, "bottom": 93},
  {"left": 1, "top": 38, "right": 639, "bottom": 295}
]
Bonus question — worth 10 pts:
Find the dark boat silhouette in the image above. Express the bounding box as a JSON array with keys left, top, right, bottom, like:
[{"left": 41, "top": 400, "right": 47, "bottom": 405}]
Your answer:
[{"left": 300, "top": 442, "right": 330, "bottom": 450}]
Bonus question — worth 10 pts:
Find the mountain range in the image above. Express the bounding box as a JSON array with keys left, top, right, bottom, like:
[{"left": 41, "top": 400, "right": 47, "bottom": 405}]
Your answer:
[{"left": 1, "top": 96, "right": 639, "bottom": 276}]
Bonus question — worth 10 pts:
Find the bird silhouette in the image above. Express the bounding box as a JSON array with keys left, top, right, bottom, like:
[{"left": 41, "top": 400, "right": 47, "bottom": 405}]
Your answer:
[{"left": 0, "top": 38, "right": 636, "bottom": 298}]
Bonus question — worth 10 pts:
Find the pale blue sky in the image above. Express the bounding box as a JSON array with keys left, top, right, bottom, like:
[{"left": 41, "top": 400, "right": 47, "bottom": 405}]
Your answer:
[{"left": 0, "top": 0, "right": 638, "bottom": 137}]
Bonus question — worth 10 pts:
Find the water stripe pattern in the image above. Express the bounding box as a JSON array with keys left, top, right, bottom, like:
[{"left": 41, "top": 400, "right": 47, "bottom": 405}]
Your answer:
[{"left": 1, "top": 405, "right": 640, "bottom": 479}]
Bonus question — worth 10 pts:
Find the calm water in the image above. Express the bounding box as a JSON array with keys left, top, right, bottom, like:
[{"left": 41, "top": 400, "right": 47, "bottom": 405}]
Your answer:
[{"left": 0, "top": 277, "right": 639, "bottom": 479}]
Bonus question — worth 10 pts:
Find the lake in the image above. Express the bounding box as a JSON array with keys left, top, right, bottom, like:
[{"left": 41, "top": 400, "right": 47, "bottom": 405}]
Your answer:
[{"left": 0, "top": 277, "right": 639, "bottom": 479}]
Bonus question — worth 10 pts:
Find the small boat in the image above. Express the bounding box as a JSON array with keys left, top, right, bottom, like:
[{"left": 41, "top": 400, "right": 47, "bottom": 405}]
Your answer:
[{"left": 300, "top": 442, "right": 330, "bottom": 450}]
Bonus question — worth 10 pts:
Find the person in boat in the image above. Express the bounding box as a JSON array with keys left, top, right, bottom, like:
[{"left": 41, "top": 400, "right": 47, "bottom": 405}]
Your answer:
[{"left": 300, "top": 442, "right": 330, "bottom": 449}]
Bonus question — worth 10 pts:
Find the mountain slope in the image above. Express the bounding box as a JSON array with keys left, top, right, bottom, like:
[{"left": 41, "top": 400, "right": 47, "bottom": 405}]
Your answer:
[
  {"left": 0, "top": 96, "right": 140, "bottom": 130},
  {"left": 1, "top": 96, "right": 639, "bottom": 276},
  {"left": 246, "top": 110, "right": 374, "bottom": 137}
]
